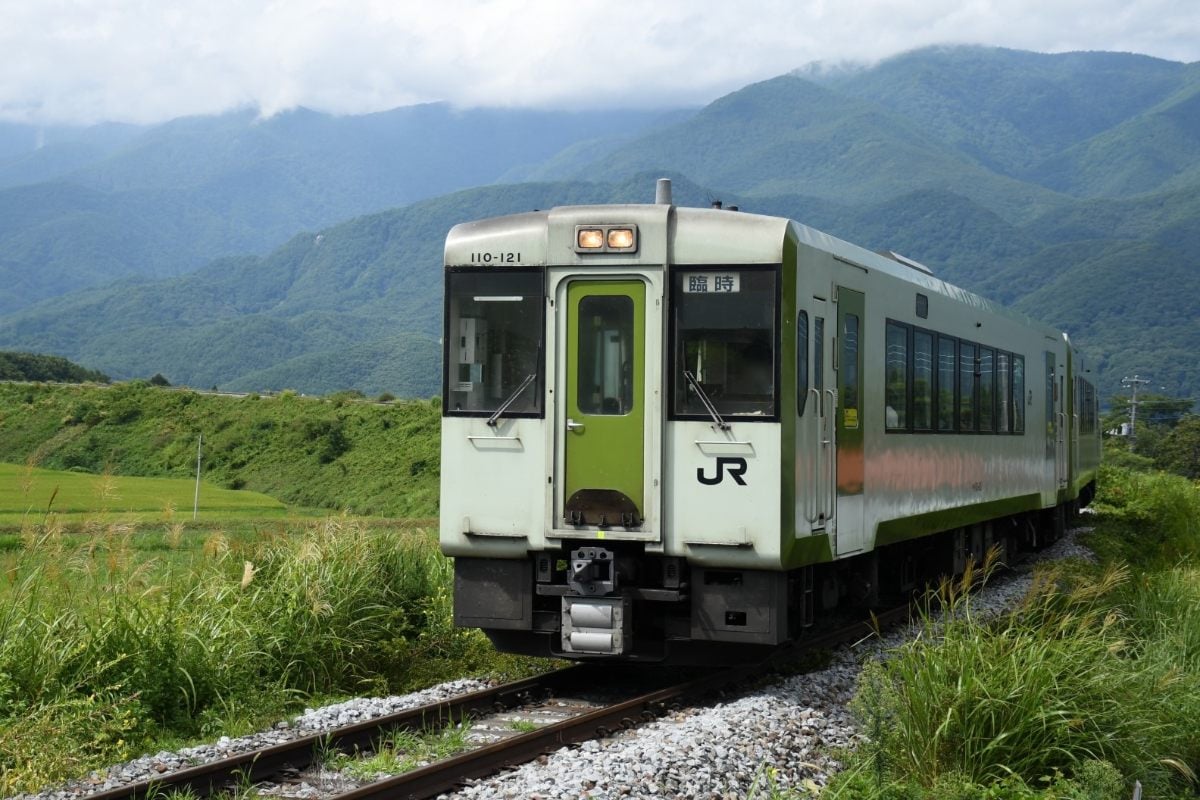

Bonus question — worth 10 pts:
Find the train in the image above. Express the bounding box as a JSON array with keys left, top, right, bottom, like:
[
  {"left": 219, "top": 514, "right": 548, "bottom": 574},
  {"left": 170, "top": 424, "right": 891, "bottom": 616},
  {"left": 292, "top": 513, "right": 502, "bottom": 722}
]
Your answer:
[{"left": 438, "top": 179, "right": 1101, "bottom": 663}]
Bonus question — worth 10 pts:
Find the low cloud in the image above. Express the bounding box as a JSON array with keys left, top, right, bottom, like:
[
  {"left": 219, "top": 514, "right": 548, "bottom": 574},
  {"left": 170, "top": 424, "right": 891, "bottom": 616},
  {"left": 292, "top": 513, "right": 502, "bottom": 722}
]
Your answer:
[{"left": 2, "top": 0, "right": 1196, "bottom": 124}]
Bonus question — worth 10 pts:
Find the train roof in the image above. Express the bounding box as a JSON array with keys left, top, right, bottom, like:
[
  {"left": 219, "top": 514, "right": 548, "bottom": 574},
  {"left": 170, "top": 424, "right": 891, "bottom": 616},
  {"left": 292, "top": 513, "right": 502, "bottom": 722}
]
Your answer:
[{"left": 444, "top": 202, "right": 1064, "bottom": 342}]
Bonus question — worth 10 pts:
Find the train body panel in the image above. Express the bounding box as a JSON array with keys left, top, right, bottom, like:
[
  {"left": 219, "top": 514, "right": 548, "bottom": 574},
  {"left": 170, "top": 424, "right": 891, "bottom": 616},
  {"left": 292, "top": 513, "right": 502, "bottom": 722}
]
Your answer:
[{"left": 440, "top": 183, "right": 1101, "bottom": 662}]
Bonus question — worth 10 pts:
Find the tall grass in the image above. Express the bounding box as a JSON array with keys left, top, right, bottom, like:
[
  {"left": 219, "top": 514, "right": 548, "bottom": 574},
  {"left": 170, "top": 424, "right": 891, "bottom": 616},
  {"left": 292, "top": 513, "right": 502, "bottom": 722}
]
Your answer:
[
  {"left": 0, "top": 516, "right": 502, "bottom": 794},
  {"left": 819, "top": 465, "right": 1200, "bottom": 799}
]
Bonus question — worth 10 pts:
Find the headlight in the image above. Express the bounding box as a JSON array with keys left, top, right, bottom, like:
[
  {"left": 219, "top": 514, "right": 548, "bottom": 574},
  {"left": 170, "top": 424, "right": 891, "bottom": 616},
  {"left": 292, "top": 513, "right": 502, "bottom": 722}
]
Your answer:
[
  {"left": 577, "top": 228, "right": 605, "bottom": 249},
  {"left": 607, "top": 228, "right": 635, "bottom": 249}
]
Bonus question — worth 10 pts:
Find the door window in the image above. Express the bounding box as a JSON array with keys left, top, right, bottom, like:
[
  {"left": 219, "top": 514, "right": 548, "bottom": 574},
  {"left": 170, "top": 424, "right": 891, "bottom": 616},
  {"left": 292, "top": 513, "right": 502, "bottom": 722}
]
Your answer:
[{"left": 577, "top": 295, "right": 634, "bottom": 415}]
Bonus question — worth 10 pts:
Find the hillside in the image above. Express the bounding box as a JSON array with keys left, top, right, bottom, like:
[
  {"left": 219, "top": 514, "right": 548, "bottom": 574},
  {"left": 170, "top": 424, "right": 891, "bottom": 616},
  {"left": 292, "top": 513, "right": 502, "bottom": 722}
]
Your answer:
[
  {"left": 0, "top": 351, "right": 109, "bottom": 383},
  {"left": 0, "top": 382, "right": 440, "bottom": 517},
  {"left": 0, "top": 105, "right": 683, "bottom": 312}
]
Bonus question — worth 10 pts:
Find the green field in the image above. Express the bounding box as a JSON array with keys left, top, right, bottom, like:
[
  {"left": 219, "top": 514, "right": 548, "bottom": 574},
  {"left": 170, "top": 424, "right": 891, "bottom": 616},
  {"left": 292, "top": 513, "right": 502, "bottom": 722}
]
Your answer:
[{"left": 0, "top": 462, "right": 290, "bottom": 527}]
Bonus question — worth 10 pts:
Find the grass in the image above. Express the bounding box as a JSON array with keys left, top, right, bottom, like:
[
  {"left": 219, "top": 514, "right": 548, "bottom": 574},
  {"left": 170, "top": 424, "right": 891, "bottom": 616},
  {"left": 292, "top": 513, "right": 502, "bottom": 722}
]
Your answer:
[
  {"left": 0, "top": 461, "right": 291, "bottom": 527},
  {"left": 327, "top": 720, "right": 474, "bottom": 779},
  {"left": 0, "top": 508, "right": 551, "bottom": 795},
  {"left": 0, "top": 382, "right": 441, "bottom": 518},
  {"left": 805, "top": 464, "right": 1200, "bottom": 800}
]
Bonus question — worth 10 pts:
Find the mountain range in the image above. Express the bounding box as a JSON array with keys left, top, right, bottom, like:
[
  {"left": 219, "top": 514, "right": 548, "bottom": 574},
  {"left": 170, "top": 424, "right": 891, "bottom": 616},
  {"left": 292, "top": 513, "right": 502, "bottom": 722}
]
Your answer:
[{"left": 0, "top": 45, "right": 1197, "bottom": 404}]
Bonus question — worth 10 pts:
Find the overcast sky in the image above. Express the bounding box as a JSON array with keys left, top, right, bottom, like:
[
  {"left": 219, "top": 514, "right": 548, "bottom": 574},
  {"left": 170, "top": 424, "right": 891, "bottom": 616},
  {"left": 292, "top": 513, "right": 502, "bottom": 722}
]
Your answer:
[{"left": 3, "top": 0, "right": 1198, "bottom": 125}]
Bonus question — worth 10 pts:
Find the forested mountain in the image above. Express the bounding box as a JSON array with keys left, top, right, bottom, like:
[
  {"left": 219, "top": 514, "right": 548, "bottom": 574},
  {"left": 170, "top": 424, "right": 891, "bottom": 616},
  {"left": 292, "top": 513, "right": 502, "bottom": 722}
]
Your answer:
[
  {"left": 0, "top": 46, "right": 1197, "bottom": 403},
  {"left": 0, "top": 105, "right": 683, "bottom": 312},
  {"left": 0, "top": 351, "right": 109, "bottom": 383}
]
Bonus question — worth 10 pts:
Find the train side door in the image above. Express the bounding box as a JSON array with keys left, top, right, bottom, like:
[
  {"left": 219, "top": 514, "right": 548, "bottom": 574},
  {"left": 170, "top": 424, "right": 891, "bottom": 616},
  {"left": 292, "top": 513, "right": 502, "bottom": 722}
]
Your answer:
[
  {"left": 1046, "top": 351, "right": 1066, "bottom": 490},
  {"left": 834, "top": 287, "right": 865, "bottom": 555},
  {"left": 802, "top": 302, "right": 832, "bottom": 532},
  {"left": 561, "top": 279, "right": 647, "bottom": 528}
]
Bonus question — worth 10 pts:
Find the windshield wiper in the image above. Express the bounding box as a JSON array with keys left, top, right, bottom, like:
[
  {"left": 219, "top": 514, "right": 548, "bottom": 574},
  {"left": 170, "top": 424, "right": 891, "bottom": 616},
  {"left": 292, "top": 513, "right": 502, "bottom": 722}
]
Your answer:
[
  {"left": 683, "top": 370, "right": 730, "bottom": 430},
  {"left": 487, "top": 373, "right": 537, "bottom": 427}
]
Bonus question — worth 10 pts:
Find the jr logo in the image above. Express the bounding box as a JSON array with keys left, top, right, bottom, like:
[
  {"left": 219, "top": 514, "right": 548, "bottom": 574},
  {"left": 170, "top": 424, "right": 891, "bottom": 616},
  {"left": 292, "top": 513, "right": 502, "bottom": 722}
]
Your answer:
[{"left": 697, "top": 457, "right": 748, "bottom": 486}]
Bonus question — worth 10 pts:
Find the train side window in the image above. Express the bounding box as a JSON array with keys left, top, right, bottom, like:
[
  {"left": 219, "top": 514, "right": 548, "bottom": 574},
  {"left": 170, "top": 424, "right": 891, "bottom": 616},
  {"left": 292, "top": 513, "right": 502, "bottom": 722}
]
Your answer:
[
  {"left": 577, "top": 295, "right": 634, "bottom": 415},
  {"left": 842, "top": 313, "right": 860, "bottom": 424},
  {"left": 913, "top": 330, "right": 933, "bottom": 431},
  {"left": 1013, "top": 355, "right": 1026, "bottom": 433},
  {"left": 937, "top": 335, "right": 956, "bottom": 432},
  {"left": 959, "top": 342, "right": 976, "bottom": 432},
  {"left": 814, "top": 317, "right": 825, "bottom": 413},
  {"left": 797, "top": 311, "right": 809, "bottom": 416},
  {"left": 978, "top": 347, "right": 995, "bottom": 433},
  {"left": 997, "top": 351, "right": 1011, "bottom": 433},
  {"left": 885, "top": 321, "right": 908, "bottom": 431}
]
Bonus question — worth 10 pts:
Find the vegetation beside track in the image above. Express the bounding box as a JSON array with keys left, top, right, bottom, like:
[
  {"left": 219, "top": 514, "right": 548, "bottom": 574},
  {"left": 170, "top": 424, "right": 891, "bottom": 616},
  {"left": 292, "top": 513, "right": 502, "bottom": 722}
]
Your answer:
[
  {"left": 0, "top": 510, "right": 545, "bottom": 794},
  {"left": 0, "top": 381, "right": 441, "bottom": 518},
  {"left": 792, "top": 459, "right": 1200, "bottom": 800}
]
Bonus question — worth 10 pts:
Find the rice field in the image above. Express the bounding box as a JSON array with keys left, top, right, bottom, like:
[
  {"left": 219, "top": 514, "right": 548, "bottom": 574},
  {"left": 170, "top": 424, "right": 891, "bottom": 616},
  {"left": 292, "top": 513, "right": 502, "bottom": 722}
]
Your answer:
[{"left": 0, "top": 461, "right": 292, "bottom": 528}]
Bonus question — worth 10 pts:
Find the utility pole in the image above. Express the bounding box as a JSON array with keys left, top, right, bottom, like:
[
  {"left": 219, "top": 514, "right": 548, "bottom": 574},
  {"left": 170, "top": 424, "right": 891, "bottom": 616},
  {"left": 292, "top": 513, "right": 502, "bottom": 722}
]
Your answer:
[
  {"left": 1121, "top": 375, "right": 1150, "bottom": 450},
  {"left": 193, "top": 433, "right": 203, "bottom": 521}
]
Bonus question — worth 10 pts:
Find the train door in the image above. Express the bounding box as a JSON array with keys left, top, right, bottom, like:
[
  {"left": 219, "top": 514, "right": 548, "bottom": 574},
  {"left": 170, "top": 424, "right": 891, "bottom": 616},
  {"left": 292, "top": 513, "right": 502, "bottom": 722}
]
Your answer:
[
  {"left": 834, "top": 286, "right": 865, "bottom": 555},
  {"left": 1045, "top": 351, "right": 1066, "bottom": 490},
  {"left": 561, "top": 279, "right": 648, "bottom": 528}
]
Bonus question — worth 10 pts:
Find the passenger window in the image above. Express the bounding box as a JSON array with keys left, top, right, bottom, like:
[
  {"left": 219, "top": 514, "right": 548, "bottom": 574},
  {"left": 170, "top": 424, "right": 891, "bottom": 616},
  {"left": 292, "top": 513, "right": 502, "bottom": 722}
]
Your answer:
[
  {"left": 959, "top": 343, "right": 976, "bottom": 432},
  {"left": 978, "top": 347, "right": 994, "bottom": 432},
  {"left": 797, "top": 311, "right": 809, "bottom": 416},
  {"left": 937, "top": 336, "right": 956, "bottom": 432},
  {"left": 885, "top": 322, "right": 908, "bottom": 430},
  {"left": 913, "top": 331, "right": 933, "bottom": 431},
  {"left": 997, "top": 352, "right": 1011, "bottom": 433},
  {"left": 814, "top": 317, "right": 825, "bottom": 412},
  {"left": 1013, "top": 355, "right": 1025, "bottom": 433},
  {"left": 577, "top": 295, "right": 634, "bottom": 415}
]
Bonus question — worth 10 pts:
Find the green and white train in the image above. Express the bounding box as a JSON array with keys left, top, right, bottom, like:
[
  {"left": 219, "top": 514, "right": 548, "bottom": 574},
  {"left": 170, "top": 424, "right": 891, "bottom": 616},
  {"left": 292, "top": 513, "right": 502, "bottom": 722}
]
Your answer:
[{"left": 439, "top": 179, "right": 1100, "bottom": 663}]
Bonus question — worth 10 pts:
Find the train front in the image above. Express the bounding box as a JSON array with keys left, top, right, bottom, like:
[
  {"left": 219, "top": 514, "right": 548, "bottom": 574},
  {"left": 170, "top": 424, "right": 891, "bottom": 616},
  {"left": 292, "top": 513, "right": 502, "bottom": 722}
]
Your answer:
[{"left": 439, "top": 185, "right": 797, "bottom": 663}]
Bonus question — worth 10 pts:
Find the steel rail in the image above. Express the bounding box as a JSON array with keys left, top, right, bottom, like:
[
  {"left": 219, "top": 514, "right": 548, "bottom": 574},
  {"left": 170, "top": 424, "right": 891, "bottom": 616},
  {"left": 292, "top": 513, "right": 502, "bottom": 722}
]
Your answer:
[
  {"left": 80, "top": 666, "right": 593, "bottom": 800},
  {"left": 79, "top": 603, "right": 915, "bottom": 800}
]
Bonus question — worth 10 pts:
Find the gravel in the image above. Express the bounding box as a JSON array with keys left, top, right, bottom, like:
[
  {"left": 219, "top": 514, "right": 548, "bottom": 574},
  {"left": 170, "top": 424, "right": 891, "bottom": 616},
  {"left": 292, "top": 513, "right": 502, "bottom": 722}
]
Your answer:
[{"left": 13, "top": 530, "right": 1094, "bottom": 800}]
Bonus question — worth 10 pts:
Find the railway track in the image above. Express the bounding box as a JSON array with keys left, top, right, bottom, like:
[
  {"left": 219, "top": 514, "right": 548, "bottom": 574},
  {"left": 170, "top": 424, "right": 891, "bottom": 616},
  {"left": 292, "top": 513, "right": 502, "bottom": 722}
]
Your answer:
[{"left": 77, "top": 604, "right": 910, "bottom": 800}]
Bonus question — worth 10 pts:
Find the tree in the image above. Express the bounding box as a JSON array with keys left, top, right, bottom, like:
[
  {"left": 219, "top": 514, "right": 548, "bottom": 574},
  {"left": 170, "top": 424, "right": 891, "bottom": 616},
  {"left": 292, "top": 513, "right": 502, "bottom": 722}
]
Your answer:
[
  {"left": 1155, "top": 415, "right": 1200, "bottom": 479},
  {"left": 149, "top": 373, "right": 171, "bottom": 387}
]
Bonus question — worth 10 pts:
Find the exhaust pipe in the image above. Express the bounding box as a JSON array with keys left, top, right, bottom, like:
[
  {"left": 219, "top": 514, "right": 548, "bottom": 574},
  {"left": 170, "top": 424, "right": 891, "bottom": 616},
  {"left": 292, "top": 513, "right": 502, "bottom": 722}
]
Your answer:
[{"left": 655, "top": 178, "right": 672, "bottom": 205}]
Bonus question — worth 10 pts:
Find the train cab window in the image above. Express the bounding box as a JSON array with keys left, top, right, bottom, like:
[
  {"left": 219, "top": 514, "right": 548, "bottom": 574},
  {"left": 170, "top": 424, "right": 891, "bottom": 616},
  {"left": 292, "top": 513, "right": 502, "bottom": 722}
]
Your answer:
[
  {"left": 1013, "top": 355, "right": 1026, "bottom": 434},
  {"left": 885, "top": 321, "right": 908, "bottom": 430},
  {"left": 577, "top": 295, "right": 633, "bottom": 415},
  {"left": 937, "top": 336, "right": 956, "bottom": 432},
  {"left": 797, "top": 311, "right": 809, "bottom": 416},
  {"left": 913, "top": 330, "right": 933, "bottom": 431},
  {"left": 443, "top": 269, "right": 544, "bottom": 417},
  {"left": 997, "top": 352, "right": 1011, "bottom": 432},
  {"left": 671, "top": 266, "right": 779, "bottom": 419},
  {"left": 959, "top": 342, "right": 977, "bottom": 432},
  {"left": 978, "top": 347, "right": 995, "bottom": 432}
]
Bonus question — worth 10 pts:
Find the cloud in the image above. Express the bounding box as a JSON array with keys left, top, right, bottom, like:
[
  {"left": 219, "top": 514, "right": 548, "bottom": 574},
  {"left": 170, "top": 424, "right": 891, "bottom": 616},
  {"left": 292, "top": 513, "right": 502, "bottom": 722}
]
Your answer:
[{"left": 1, "top": 0, "right": 1196, "bottom": 124}]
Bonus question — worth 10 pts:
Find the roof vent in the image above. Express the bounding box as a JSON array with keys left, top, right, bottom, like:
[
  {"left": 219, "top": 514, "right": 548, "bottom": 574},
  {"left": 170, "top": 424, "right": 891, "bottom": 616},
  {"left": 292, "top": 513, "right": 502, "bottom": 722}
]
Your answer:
[{"left": 711, "top": 200, "right": 723, "bottom": 209}]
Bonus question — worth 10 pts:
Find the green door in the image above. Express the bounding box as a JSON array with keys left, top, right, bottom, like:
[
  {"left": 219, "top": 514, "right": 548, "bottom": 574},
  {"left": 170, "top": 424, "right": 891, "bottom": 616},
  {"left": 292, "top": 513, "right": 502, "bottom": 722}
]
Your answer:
[
  {"left": 835, "top": 286, "right": 865, "bottom": 554},
  {"left": 564, "top": 280, "right": 646, "bottom": 527}
]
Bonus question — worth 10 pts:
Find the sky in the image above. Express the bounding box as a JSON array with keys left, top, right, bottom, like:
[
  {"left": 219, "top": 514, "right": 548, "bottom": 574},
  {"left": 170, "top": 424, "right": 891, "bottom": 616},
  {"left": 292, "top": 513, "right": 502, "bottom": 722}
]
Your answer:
[{"left": 3, "top": 0, "right": 1199, "bottom": 125}]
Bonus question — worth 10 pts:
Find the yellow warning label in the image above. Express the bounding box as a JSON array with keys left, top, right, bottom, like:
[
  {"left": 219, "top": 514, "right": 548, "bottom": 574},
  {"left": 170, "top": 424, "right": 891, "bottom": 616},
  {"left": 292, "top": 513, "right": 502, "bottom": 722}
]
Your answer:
[
  {"left": 844, "top": 408, "right": 859, "bottom": 428},
  {"left": 596, "top": 531, "right": 606, "bottom": 539}
]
